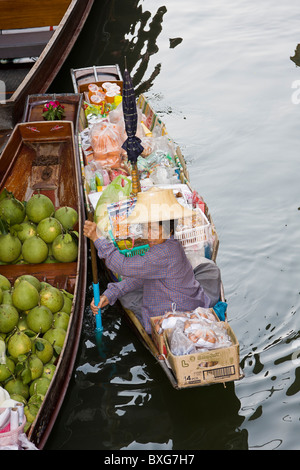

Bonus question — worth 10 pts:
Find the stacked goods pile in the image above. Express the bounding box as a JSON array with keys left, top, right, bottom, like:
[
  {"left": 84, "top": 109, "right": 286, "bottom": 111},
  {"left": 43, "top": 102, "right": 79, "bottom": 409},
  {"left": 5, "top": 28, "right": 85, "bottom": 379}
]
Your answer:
[
  {"left": 0, "top": 273, "right": 72, "bottom": 433},
  {"left": 80, "top": 90, "right": 215, "bottom": 260},
  {"left": 0, "top": 190, "right": 78, "bottom": 265},
  {"left": 153, "top": 307, "right": 232, "bottom": 356}
]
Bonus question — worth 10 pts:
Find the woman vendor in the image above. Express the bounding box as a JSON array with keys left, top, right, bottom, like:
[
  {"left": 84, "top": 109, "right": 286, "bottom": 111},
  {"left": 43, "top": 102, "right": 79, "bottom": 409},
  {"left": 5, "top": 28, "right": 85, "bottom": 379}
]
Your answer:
[{"left": 83, "top": 187, "right": 212, "bottom": 334}]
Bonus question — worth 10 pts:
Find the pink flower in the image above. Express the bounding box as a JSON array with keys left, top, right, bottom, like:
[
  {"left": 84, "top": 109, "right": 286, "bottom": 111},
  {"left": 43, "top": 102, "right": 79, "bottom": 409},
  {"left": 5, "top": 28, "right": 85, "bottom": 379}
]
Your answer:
[{"left": 49, "top": 101, "right": 57, "bottom": 108}]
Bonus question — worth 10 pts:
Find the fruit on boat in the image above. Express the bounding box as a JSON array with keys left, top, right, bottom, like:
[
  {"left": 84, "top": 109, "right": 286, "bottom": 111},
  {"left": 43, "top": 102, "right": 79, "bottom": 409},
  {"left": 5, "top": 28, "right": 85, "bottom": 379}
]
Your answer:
[
  {"left": 7, "top": 330, "right": 32, "bottom": 358},
  {"left": 14, "top": 274, "right": 41, "bottom": 292},
  {"left": 54, "top": 206, "right": 78, "bottom": 230},
  {"left": 52, "top": 233, "right": 78, "bottom": 263},
  {"left": 25, "top": 193, "right": 55, "bottom": 224},
  {"left": 12, "top": 280, "right": 39, "bottom": 311},
  {"left": 0, "top": 233, "right": 22, "bottom": 263},
  {"left": 37, "top": 217, "right": 63, "bottom": 244},
  {"left": 39, "top": 285, "right": 64, "bottom": 313},
  {"left": 0, "top": 194, "right": 25, "bottom": 225},
  {"left": 26, "top": 306, "right": 53, "bottom": 334},
  {"left": 21, "top": 235, "right": 49, "bottom": 264},
  {"left": 0, "top": 304, "right": 19, "bottom": 333}
]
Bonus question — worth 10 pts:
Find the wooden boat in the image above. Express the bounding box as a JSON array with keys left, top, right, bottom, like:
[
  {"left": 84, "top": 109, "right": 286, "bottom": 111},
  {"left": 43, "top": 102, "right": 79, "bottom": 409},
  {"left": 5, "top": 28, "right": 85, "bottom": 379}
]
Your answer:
[
  {"left": 0, "top": 0, "right": 94, "bottom": 151},
  {"left": 0, "top": 119, "right": 87, "bottom": 448},
  {"left": 71, "top": 65, "right": 243, "bottom": 389}
]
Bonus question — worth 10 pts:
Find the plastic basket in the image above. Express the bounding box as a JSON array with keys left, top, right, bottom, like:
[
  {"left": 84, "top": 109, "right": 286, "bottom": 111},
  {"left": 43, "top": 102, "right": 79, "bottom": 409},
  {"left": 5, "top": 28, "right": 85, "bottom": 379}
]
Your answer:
[
  {"left": 175, "top": 208, "right": 210, "bottom": 248},
  {"left": 0, "top": 416, "right": 26, "bottom": 447},
  {"left": 109, "top": 230, "right": 149, "bottom": 257}
]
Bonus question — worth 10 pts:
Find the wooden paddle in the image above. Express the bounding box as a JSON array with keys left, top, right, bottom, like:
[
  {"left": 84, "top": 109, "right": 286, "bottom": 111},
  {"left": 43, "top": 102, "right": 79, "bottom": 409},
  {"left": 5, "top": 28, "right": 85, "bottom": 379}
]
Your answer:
[{"left": 88, "top": 211, "right": 103, "bottom": 332}]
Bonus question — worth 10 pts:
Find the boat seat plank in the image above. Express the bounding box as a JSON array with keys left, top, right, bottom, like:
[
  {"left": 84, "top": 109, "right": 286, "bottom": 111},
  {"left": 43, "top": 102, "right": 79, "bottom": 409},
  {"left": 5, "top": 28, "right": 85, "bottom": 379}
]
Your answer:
[
  {"left": 0, "top": 31, "right": 54, "bottom": 59},
  {"left": 0, "top": 0, "right": 72, "bottom": 30}
]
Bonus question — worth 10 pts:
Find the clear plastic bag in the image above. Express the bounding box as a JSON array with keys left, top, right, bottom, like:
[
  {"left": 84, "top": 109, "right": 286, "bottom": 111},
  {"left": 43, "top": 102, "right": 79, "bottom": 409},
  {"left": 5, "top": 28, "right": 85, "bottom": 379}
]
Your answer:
[
  {"left": 90, "top": 121, "right": 123, "bottom": 168},
  {"left": 84, "top": 161, "right": 110, "bottom": 192}
]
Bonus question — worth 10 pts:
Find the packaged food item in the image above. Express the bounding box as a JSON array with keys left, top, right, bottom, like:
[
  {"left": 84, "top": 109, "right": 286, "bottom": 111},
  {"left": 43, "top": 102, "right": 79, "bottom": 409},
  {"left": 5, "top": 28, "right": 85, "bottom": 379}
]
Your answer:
[
  {"left": 84, "top": 161, "right": 110, "bottom": 192},
  {"left": 153, "top": 304, "right": 230, "bottom": 356},
  {"left": 90, "top": 121, "right": 123, "bottom": 168}
]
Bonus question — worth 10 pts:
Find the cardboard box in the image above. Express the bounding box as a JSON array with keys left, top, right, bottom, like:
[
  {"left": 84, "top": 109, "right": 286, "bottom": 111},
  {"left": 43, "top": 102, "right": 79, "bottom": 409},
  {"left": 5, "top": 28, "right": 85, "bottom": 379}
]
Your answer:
[
  {"left": 150, "top": 309, "right": 220, "bottom": 357},
  {"left": 163, "top": 322, "right": 241, "bottom": 388}
]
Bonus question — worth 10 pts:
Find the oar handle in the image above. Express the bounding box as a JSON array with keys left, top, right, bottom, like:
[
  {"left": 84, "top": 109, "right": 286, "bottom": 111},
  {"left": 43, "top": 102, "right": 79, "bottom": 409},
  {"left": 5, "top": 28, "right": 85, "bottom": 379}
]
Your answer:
[
  {"left": 93, "top": 282, "right": 103, "bottom": 331},
  {"left": 88, "top": 211, "right": 103, "bottom": 332}
]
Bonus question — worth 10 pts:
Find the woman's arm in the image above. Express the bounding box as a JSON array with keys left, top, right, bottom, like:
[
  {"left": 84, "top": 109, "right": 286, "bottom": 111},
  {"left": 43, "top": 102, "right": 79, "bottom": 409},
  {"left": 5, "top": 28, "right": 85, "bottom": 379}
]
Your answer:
[{"left": 103, "top": 277, "right": 144, "bottom": 305}]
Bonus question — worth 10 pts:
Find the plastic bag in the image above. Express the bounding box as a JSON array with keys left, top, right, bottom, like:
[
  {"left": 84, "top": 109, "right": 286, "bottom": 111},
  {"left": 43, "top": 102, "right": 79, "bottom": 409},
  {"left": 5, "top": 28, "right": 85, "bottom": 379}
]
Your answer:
[
  {"left": 94, "top": 175, "right": 132, "bottom": 237},
  {"left": 84, "top": 161, "right": 110, "bottom": 192},
  {"left": 90, "top": 121, "right": 123, "bottom": 168}
]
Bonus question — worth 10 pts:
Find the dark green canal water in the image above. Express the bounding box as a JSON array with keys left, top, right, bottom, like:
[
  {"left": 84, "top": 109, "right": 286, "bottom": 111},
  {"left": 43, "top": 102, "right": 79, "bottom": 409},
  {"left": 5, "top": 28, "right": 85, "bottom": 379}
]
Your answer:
[{"left": 46, "top": 0, "right": 300, "bottom": 450}]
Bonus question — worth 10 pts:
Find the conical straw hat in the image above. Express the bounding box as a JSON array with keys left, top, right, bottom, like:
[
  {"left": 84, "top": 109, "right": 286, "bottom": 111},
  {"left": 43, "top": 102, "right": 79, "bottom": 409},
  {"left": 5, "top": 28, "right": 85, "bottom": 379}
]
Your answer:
[{"left": 120, "top": 187, "right": 196, "bottom": 225}]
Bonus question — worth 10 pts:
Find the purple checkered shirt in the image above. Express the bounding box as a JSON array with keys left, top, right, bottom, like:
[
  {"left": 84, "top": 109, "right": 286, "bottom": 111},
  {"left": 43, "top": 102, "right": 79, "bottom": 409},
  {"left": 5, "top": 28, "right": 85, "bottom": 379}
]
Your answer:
[{"left": 94, "top": 236, "right": 211, "bottom": 333}]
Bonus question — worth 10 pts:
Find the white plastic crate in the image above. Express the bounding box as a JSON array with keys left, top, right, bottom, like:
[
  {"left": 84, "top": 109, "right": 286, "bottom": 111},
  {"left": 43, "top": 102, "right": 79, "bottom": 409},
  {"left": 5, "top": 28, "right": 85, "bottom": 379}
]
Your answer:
[{"left": 175, "top": 208, "right": 210, "bottom": 248}]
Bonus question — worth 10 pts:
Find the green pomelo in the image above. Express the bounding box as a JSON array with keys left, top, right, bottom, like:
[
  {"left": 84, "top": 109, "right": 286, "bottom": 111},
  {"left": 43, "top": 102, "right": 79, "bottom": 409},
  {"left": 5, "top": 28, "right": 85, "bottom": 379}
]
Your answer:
[
  {"left": 29, "top": 377, "right": 51, "bottom": 397},
  {"left": 39, "top": 285, "right": 64, "bottom": 313},
  {"left": 28, "top": 354, "right": 44, "bottom": 380},
  {"left": 0, "top": 274, "right": 11, "bottom": 291},
  {"left": 0, "top": 233, "right": 22, "bottom": 263},
  {"left": 12, "top": 221, "right": 37, "bottom": 243},
  {"left": 31, "top": 338, "right": 53, "bottom": 364},
  {"left": 24, "top": 403, "right": 39, "bottom": 423},
  {"left": 27, "top": 305, "right": 53, "bottom": 334},
  {"left": 14, "top": 274, "right": 41, "bottom": 292},
  {"left": 25, "top": 193, "right": 55, "bottom": 224},
  {"left": 21, "top": 236, "right": 49, "bottom": 264},
  {"left": 12, "top": 280, "right": 39, "bottom": 311},
  {"left": 0, "top": 355, "right": 15, "bottom": 382},
  {"left": 7, "top": 330, "right": 32, "bottom": 358},
  {"left": 28, "top": 393, "right": 43, "bottom": 408},
  {"left": 0, "top": 304, "right": 19, "bottom": 333},
  {"left": 52, "top": 234, "right": 78, "bottom": 263},
  {"left": 54, "top": 206, "right": 78, "bottom": 230},
  {"left": 0, "top": 196, "right": 25, "bottom": 225},
  {"left": 42, "top": 363, "right": 56, "bottom": 381},
  {"left": 0, "top": 288, "right": 2, "bottom": 304},
  {"left": 53, "top": 311, "right": 69, "bottom": 330},
  {"left": 37, "top": 217, "right": 62, "bottom": 243},
  {"left": 10, "top": 393, "right": 27, "bottom": 405},
  {"left": 61, "top": 294, "right": 72, "bottom": 314},
  {"left": 5, "top": 377, "right": 29, "bottom": 399},
  {"left": 43, "top": 327, "right": 66, "bottom": 348},
  {"left": 2, "top": 290, "right": 12, "bottom": 305}
]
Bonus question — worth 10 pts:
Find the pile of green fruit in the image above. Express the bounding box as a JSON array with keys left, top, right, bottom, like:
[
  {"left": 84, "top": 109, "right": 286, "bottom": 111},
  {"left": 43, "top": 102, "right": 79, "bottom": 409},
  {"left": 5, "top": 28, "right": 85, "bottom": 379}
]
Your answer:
[
  {"left": 0, "top": 189, "right": 79, "bottom": 265},
  {"left": 0, "top": 273, "right": 73, "bottom": 432}
]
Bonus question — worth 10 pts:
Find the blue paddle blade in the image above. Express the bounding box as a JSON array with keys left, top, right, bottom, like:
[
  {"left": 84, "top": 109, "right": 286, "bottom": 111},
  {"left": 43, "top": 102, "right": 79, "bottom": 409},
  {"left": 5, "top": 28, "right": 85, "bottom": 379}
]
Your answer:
[{"left": 93, "top": 282, "right": 103, "bottom": 331}]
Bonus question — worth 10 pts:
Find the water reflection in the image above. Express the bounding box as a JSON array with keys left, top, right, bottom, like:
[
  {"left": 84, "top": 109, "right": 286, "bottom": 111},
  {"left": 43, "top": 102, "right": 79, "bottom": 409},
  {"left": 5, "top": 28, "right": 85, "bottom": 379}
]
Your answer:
[
  {"left": 50, "top": 0, "right": 167, "bottom": 95},
  {"left": 290, "top": 44, "right": 300, "bottom": 67}
]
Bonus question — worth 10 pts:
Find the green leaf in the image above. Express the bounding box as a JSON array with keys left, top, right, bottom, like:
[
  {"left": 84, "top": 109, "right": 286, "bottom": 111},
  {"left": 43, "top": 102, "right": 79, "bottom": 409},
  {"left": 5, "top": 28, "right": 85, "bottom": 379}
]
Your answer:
[
  {"left": 61, "top": 289, "right": 74, "bottom": 299},
  {"left": 0, "top": 218, "right": 9, "bottom": 234},
  {"left": 17, "top": 354, "right": 28, "bottom": 363},
  {"left": 35, "top": 341, "right": 45, "bottom": 352}
]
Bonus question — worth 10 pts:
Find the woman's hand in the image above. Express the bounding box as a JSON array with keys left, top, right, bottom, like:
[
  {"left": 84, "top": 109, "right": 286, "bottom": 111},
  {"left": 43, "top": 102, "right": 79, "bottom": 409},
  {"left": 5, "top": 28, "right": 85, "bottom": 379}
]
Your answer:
[
  {"left": 90, "top": 295, "right": 109, "bottom": 315},
  {"left": 83, "top": 220, "right": 99, "bottom": 242}
]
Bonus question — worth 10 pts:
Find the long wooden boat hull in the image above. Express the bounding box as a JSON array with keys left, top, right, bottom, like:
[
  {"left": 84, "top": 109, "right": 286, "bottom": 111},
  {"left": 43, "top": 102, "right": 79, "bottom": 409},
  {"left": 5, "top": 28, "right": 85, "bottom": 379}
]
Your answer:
[
  {"left": 0, "top": 120, "right": 87, "bottom": 448},
  {"left": 71, "top": 65, "right": 243, "bottom": 389},
  {"left": 0, "top": 0, "right": 94, "bottom": 144}
]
